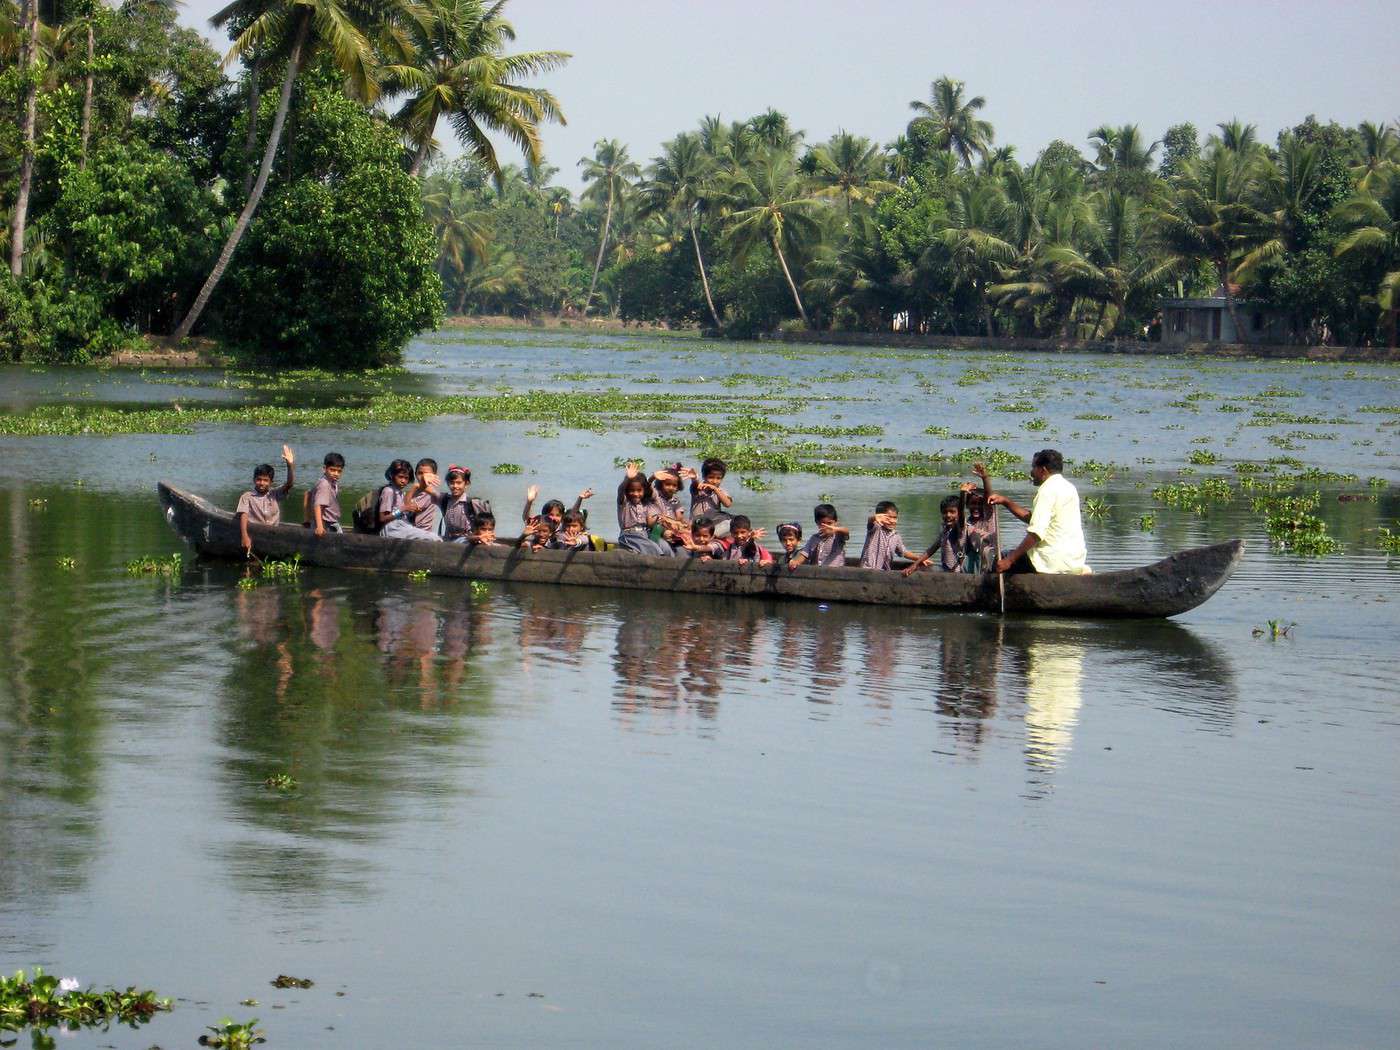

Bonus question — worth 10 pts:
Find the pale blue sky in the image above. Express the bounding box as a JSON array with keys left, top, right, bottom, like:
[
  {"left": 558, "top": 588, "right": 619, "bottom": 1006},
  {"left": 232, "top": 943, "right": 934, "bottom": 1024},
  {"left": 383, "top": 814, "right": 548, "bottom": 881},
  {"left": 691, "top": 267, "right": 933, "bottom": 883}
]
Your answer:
[{"left": 177, "top": 0, "right": 1399, "bottom": 191}]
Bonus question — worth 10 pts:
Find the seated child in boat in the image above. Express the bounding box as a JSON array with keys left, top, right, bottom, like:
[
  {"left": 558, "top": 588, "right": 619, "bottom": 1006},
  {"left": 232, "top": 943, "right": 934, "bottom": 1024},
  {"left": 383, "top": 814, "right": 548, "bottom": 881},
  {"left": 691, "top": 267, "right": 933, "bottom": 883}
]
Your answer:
[
  {"left": 725, "top": 515, "right": 773, "bottom": 564},
  {"left": 402, "top": 457, "right": 443, "bottom": 537},
  {"left": 378, "top": 459, "right": 440, "bottom": 541},
  {"left": 690, "top": 457, "right": 733, "bottom": 536},
  {"left": 903, "top": 495, "right": 965, "bottom": 575},
  {"left": 616, "top": 462, "right": 674, "bottom": 557},
  {"left": 469, "top": 512, "right": 500, "bottom": 546},
  {"left": 236, "top": 444, "right": 295, "bottom": 556},
  {"left": 522, "top": 484, "right": 593, "bottom": 548},
  {"left": 681, "top": 516, "right": 726, "bottom": 560},
  {"left": 650, "top": 464, "right": 694, "bottom": 549},
  {"left": 775, "top": 522, "right": 803, "bottom": 566},
  {"left": 959, "top": 463, "right": 998, "bottom": 573},
  {"left": 860, "top": 500, "right": 919, "bottom": 571},
  {"left": 441, "top": 465, "right": 491, "bottom": 543},
  {"left": 306, "top": 451, "right": 343, "bottom": 536},
  {"left": 786, "top": 503, "right": 849, "bottom": 569},
  {"left": 546, "top": 510, "right": 592, "bottom": 551}
]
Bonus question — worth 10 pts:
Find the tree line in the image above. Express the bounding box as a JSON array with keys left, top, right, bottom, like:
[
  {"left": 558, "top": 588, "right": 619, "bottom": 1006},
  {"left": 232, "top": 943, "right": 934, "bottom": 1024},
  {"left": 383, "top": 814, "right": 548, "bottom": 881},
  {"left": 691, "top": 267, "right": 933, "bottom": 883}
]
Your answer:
[
  {"left": 2, "top": 0, "right": 1397, "bottom": 366},
  {"left": 434, "top": 81, "right": 1400, "bottom": 347}
]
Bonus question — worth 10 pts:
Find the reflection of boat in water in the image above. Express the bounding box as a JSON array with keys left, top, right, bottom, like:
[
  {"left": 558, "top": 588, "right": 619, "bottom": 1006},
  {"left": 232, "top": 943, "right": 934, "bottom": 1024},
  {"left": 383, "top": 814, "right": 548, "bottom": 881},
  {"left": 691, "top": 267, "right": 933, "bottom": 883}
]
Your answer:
[{"left": 160, "top": 483, "right": 1242, "bottom": 618}]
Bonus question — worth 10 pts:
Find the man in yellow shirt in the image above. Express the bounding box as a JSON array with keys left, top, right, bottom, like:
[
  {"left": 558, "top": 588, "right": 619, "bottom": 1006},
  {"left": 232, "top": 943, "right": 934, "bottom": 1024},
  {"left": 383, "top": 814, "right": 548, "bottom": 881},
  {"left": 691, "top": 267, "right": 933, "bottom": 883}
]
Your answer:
[{"left": 988, "top": 449, "right": 1088, "bottom": 574}]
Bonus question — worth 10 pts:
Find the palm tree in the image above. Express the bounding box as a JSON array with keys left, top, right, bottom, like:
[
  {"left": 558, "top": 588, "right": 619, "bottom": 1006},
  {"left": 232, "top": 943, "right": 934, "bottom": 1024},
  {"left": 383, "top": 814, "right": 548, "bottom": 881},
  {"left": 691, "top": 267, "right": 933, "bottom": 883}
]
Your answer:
[
  {"left": 1088, "top": 123, "right": 1160, "bottom": 195},
  {"left": 8, "top": 0, "right": 39, "bottom": 276},
  {"left": 907, "top": 75, "right": 994, "bottom": 169},
  {"left": 385, "top": 0, "right": 568, "bottom": 179},
  {"left": 1334, "top": 169, "right": 1400, "bottom": 347},
  {"left": 578, "top": 138, "right": 638, "bottom": 316},
  {"left": 1235, "top": 134, "right": 1322, "bottom": 279},
  {"left": 1042, "top": 190, "right": 1151, "bottom": 337},
  {"left": 641, "top": 132, "right": 721, "bottom": 329},
  {"left": 807, "top": 131, "right": 896, "bottom": 215},
  {"left": 208, "top": 0, "right": 277, "bottom": 195},
  {"left": 422, "top": 180, "right": 488, "bottom": 310},
  {"left": 1214, "top": 118, "right": 1259, "bottom": 157},
  {"left": 933, "top": 176, "right": 1017, "bottom": 337},
  {"left": 1148, "top": 145, "right": 1272, "bottom": 342},
  {"left": 1352, "top": 120, "right": 1399, "bottom": 192},
  {"left": 722, "top": 150, "right": 825, "bottom": 326},
  {"left": 747, "top": 107, "right": 802, "bottom": 152},
  {"left": 173, "top": 0, "right": 402, "bottom": 341}
]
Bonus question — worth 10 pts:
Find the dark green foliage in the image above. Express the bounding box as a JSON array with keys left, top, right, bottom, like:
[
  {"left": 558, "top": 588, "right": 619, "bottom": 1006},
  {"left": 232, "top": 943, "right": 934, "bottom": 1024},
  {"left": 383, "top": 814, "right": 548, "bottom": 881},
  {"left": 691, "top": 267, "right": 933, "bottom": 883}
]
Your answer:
[
  {"left": 1160, "top": 123, "right": 1199, "bottom": 179},
  {"left": 219, "top": 81, "right": 442, "bottom": 367}
]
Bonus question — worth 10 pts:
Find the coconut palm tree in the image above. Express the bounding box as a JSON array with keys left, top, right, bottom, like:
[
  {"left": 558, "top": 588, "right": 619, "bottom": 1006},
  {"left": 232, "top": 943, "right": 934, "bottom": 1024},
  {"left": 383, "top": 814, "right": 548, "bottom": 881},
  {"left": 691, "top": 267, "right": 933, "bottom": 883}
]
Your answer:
[
  {"left": 578, "top": 138, "right": 638, "bottom": 316},
  {"left": 747, "top": 107, "right": 802, "bottom": 152},
  {"left": 384, "top": 0, "right": 567, "bottom": 179},
  {"left": 1352, "top": 120, "right": 1400, "bottom": 192},
  {"left": 722, "top": 150, "right": 825, "bottom": 326},
  {"left": 1214, "top": 118, "right": 1260, "bottom": 157},
  {"left": 8, "top": 0, "right": 39, "bottom": 276},
  {"left": 173, "top": 0, "right": 403, "bottom": 342},
  {"left": 1041, "top": 189, "right": 1151, "bottom": 337},
  {"left": 640, "top": 132, "right": 721, "bottom": 329},
  {"left": 1148, "top": 145, "right": 1272, "bottom": 342},
  {"left": 907, "top": 75, "right": 994, "bottom": 169},
  {"left": 1235, "top": 134, "right": 1323, "bottom": 279},
  {"left": 1088, "top": 123, "right": 1159, "bottom": 196},
  {"left": 932, "top": 176, "right": 1017, "bottom": 337},
  {"left": 1334, "top": 169, "right": 1400, "bottom": 347},
  {"left": 807, "top": 131, "right": 897, "bottom": 215}
]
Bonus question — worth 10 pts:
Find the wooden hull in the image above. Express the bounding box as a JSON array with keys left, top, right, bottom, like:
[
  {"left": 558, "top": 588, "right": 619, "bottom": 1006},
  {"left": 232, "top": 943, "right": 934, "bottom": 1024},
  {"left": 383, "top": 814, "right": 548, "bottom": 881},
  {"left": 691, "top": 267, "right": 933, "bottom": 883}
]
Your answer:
[{"left": 158, "top": 483, "right": 1242, "bottom": 618}]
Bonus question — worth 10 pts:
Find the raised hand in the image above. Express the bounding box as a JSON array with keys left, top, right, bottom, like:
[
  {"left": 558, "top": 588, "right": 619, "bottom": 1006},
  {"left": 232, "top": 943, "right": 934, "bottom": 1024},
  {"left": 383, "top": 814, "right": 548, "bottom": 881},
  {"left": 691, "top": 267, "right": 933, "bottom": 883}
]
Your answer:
[
  {"left": 625, "top": 461, "right": 639, "bottom": 479},
  {"left": 972, "top": 462, "right": 988, "bottom": 481},
  {"left": 282, "top": 444, "right": 295, "bottom": 465},
  {"left": 577, "top": 487, "right": 594, "bottom": 501},
  {"left": 526, "top": 484, "right": 539, "bottom": 502}
]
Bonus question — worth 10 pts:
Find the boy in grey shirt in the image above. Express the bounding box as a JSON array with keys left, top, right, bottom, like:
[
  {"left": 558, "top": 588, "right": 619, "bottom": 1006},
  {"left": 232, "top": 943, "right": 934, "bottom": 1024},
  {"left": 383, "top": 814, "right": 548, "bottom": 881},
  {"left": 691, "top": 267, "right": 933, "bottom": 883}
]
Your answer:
[{"left": 236, "top": 445, "right": 295, "bottom": 556}]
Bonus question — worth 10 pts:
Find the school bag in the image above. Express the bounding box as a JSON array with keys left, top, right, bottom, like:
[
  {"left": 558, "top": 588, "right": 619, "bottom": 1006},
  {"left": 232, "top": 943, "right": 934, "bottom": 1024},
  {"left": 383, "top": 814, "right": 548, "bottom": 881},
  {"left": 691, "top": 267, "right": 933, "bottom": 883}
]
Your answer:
[{"left": 352, "top": 485, "right": 391, "bottom": 534}]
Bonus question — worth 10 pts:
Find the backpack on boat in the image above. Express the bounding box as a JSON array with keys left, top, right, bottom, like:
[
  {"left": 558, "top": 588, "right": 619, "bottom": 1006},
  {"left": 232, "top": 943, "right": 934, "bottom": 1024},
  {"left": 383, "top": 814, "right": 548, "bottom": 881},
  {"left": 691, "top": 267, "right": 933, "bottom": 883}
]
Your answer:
[{"left": 352, "top": 485, "right": 390, "bottom": 534}]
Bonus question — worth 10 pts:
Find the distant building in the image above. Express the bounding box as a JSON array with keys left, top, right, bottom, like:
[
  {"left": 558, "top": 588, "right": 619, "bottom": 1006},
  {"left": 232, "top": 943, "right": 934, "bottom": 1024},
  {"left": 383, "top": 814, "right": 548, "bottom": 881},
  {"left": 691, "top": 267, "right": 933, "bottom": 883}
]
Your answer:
[{"left": 1159, "top": 290, "right": 1300, "bottom": 345}]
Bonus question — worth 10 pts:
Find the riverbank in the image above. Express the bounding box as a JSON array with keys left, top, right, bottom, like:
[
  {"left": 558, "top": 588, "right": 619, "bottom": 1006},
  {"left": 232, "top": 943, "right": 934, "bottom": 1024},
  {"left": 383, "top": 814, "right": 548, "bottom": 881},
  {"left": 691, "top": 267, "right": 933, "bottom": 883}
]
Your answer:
[
  {"left": 441, "top": 313, "right": 694, "bottom": 335},
  {"left": 761, "top": 329, "right": 1399, "bottom": 362}
]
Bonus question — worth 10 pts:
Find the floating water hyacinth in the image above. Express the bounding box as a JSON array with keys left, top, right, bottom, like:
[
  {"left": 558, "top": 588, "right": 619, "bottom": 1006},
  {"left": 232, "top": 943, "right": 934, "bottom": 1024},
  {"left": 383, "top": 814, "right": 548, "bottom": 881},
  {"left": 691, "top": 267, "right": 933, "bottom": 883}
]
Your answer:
[
  {"left": 0, "top": 967, "right": 170, "bottom": 1033},
  {"left": 57, "top": 977, "right": 80, "bottom": 995}
]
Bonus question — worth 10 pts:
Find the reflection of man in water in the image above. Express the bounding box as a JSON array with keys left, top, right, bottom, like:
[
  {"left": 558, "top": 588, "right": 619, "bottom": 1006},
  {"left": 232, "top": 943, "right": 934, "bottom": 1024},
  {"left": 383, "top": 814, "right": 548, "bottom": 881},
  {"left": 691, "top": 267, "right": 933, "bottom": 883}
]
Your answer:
[
  {"left": 990, "top": 449, "right": 1088, "bottom": 575},
  {"left": 1022, "top": 638, "right": 1085, "bottom": 790}
]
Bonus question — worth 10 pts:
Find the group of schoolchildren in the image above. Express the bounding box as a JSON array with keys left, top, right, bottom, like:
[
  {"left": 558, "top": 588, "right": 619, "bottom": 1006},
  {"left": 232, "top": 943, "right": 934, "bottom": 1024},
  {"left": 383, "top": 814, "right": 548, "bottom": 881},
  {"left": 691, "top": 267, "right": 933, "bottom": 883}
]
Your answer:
[{"left": 235, "top": 448, "right": 1002, "bottom": 575}]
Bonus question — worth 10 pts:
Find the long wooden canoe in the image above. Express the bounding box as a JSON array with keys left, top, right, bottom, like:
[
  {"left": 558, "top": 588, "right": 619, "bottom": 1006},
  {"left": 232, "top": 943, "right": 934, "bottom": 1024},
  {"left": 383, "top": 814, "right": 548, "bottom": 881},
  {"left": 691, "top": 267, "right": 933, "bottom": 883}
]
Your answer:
[{"left": 158, "top": 482, "right": 1242, "bottom": 618}]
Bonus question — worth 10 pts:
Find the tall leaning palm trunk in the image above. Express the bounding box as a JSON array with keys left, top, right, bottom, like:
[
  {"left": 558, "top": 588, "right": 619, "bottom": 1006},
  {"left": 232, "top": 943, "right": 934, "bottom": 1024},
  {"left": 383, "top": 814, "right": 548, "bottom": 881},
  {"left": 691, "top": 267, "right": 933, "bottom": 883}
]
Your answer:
[
  {"left": 79, "top": 21, "right": 94, "bottom": 168},
  {"left": 772, "top": 230, "right": 808, "bottom": 326},
  {"left": 173, "top": 12, "right": 309, "bottom": 342},
  {"left": 689, "top": 215, "right": 720, "bottom": 329},
  {"left": 582, "top": 187, "right": 614, "bottom": 316},
  {"left": 242, "top": 51, "right": 263, "bottom": 196},
  {"left": 9, "top": 0, "right": 40, "bottom": 276}
]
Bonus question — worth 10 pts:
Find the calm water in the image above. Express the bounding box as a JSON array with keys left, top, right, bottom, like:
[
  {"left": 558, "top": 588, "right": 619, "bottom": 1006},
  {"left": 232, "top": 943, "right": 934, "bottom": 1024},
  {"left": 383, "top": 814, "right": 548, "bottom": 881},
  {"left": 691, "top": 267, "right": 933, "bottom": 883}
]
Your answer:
[{"left": 2, "top": 332, "right": 1399, "bottom": 1049}]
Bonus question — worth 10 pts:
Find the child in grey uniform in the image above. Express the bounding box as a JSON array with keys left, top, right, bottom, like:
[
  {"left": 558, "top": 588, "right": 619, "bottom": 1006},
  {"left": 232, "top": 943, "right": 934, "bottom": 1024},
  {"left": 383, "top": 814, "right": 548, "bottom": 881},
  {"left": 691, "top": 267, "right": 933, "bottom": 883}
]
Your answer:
[
  {"left": 786, "top": 504, "right": 850, "bottom": 569},
  {"left": 307, "top": 452, "right": 343, "bottom": 536},
  {"left": 378, "top": 459, "right": 440, "bottom": 541},
  {"left": 236, "top": 444, "right": 295, "bottom": 555}
]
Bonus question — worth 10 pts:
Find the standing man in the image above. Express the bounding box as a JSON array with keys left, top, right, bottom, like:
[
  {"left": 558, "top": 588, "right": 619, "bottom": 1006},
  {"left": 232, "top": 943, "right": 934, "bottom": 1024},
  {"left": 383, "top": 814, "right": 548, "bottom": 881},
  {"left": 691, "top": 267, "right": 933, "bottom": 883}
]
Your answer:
[{"left": 988, "top": 449, "right": 1087, "bottom": 574}]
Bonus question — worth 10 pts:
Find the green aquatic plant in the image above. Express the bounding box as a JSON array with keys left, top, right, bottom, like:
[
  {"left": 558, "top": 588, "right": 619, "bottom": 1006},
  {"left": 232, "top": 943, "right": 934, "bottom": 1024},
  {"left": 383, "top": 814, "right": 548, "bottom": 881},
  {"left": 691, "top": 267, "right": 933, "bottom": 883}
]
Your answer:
[
  {"left": 1023, "top": 417, "right": 1049, "bottom": 432},
  {"left": 259, "top": 554, "right": 302, "bottom": 579},
  {"left": 993, "top": 399, "right": 1037, "bottom": 413},
  {"left": 1074, "top": 413, "right": 1113, "bottom": 421},
  {"left": 56, "top": 556, "right": 76, "bottom": 570},
  {"left": 269, "top": 975, "right": 313, "bottom": 989},
  {"left": 125, "top": 553, "right": 183, "bottom": 576},
  {"left": 1152, "top": 478, "right": 1233, "bottom": 513},
  {"left": 1368, "top": 477, "right": 1387, "bottom": 489},
  {"left": 470, "top": 581, "right": 489, "bottom": 598},
  {"left": 199, "top": 1018, "right": 266, "bottom": 1048},
  {"left": 1082, "top": 497, "right": 1110, "bottom": 519},
  {"left": 923, "top": 424, "right": 951, "bottom": 438},
  {"left": 236, "top": 577, "right": 259, "bottom": 590},
  {"left": 1252, "top": 619, "right": 1296, "bottom": 640},
  {"left": 1137, "top": 513, "right": 1155, "bottom": 531},
  {"left": 492, "top": 463, "right": 523, "bottom": 475},
  {"left": 0, "top": 967, "right": 171, "bottom": 1034},
  {"left": 263, "top": 773, "right": 297, "bottom": 792},
  {"left": 407, "top": 569, "right": 430, "bottom": 582},
  {"left": 27, "top": 498, "right": 47, "bottom": 509},
  {"left": 740, "top": 475, "right": 774, "bottom": 493},
  {"left": 1375, "top": 527, "right": 1400, "bottom": 554},
  {"left": 1253, "top": 492, "right": 1341, "bottom": 555},
  {"left": 1188, "top": 449, "right": 1220, "bottom": 465}
]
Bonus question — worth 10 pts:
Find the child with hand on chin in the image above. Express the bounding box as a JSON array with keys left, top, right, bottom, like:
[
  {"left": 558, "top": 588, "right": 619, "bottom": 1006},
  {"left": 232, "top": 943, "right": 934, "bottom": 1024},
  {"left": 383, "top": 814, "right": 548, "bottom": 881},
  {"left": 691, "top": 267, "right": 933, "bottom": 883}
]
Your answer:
[{"left": 236, "top": 444, "right": 295, "bottom": 556}]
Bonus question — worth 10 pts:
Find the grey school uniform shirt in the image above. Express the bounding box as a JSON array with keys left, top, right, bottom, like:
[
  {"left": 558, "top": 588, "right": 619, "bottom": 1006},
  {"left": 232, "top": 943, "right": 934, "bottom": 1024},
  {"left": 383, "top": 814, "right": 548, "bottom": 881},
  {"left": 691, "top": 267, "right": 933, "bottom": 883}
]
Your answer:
[
  {"left": 309, "top": 474, "right": 340, "bottom": 526},
  {"left": 860, "top": 521, "right": 916, "bottom": 570},
  {"left": 800, "top": 530, "right": 847, "bottom": 567},
  {"left": 404, "top": 485, "right": 441, "bottom": 532},
  {"left": 236, "top": 488, "right": 286, "bottom": 525}
]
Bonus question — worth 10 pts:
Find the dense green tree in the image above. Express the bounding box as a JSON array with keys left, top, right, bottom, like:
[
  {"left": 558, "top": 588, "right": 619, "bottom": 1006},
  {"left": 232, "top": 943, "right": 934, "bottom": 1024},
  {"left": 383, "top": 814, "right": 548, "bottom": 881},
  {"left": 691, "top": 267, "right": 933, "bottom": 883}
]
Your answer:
[
  {"left": 220, "top": 79, "right": 442, "bottom": 365},
  {"left": 1334, "top": 169, "right": 1400, "bottom": 346},
  {"left": 640, "top": 131, "right": 721, "bottom": 328},
  {"left": 578, "top": 137, "right": 637, "bottom": 315},
  {"left": 1159, "top": 122, "right": 1198, "bottom": 180}
]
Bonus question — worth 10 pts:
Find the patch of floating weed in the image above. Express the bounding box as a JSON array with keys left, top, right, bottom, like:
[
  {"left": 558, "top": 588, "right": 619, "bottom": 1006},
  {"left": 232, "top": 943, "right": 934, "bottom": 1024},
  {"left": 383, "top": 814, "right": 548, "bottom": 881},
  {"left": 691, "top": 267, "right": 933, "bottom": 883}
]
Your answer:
[
  {"left": 1357, "top": 404, "right": 1400, "bottom": 414},
  {"left": 1153, "top": 478, "right": 1233, "bottom": 513},
  {"left": 1082, "top": 497, "right": 1110, "bottom": 519},
  {"left": 492, "top": 463, "right": 523, "bottom": 475},
  {"left": 1376, "top": 527, "right": 1400, "bottom": 554},
  {"left": 1075, "top": 413, "right": 1113, "bottom": 420},
  {"left": 56, "top": 556, "right": 76, "bottom": 570},
  {"left": 263, "top": 773, "right": 297, "bottom": 792},
  {"left": 259, "top": 554, "right": 301, "bottom": 579},
  {"left": 1023, "top": 417, "right": 1049, "bottom": 432},
  {"left": 1252, "top": 619, "right": 1295, "bottom": 640},
  {"left": 1137, "top": 513, "right": 1155, "bottom": 531},
  {"left": 470, "top": 581, "right": 489, "bottom": 598},
  {"left": 236, "top": 576, "right": 258, "bottom": 590},
  {"left": 740, "top": 476, "right": 774, "bottom": 493},
  {"left": 957, "top": 367, "right": 996, "bottom": 387},
  {"left": 924, "top": 424, "right": 951, "bottom": 438},
  {"left": 199, "top": 1017, "right": 266, "bottom": 1048},
  {"left": 1368, "top": 476, "right": 1387, "bottom": 489},
  {"left": 407, "top": 569, "right": 430, "bottom": 582},
  {"left": 125, "top": 553, "right": 182, "bottom": 576},
  {"left": 993, "top": 400, "right": 1037, "bottom": 413},
  {"left": 1188, "top": 449, "right": 1220, "bottom": 465},
  {"left": 0, "top": 967, "right": 171, "bottom": 1035},
  {"left": 1253, "top": 492, "right": 1342, "bottom": 555},
  {"left": 269, "top": 975, "right": 313, "bottom": 989}
]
